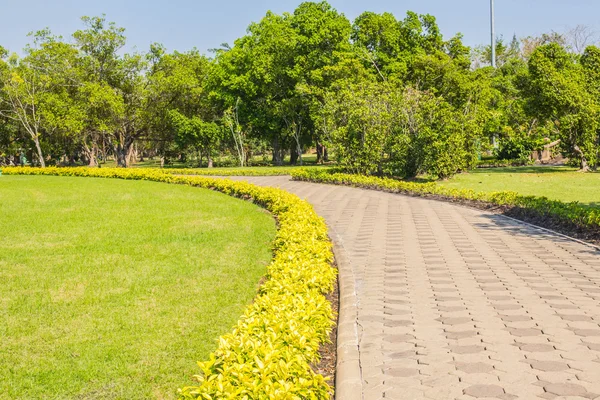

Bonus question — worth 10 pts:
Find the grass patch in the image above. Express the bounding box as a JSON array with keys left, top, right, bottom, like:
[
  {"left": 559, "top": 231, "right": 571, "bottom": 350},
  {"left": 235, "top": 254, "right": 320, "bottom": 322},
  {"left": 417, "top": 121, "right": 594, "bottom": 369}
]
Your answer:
[
  {"left": 440, "top": 166, "right": 600, "bottom": 207},
  {"left": 0, "top": 175, "right": 276, "bottom": 399}
]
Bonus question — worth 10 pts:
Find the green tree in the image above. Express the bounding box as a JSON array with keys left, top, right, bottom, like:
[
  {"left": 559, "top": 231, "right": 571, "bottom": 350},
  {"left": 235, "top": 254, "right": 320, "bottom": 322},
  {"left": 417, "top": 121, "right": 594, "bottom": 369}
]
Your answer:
[
  {"left": 528, "top": 43, "right": 599, "bottom": 170},
  {"left": 168, "top": 110, "right": 222, "bottom": 167},
  {"left": 0, "top": 32, "right": 83, "bottom": 167}
]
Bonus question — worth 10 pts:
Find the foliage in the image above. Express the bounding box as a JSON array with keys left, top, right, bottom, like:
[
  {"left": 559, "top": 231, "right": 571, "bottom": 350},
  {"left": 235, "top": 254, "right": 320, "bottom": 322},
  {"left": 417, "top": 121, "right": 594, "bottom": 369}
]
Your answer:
[
  {"left": 1, "top": 166, "right": 337, "bottom": 399},
  {"left": 527, "top": 43, "right": 599, "bottom": 170},
  {"left": 493, "top": 132, "right": 543, "bottom": 160},
  {"left": 168, "top": 110, "right": 222, "bottom": 167},
  {"left": 321, "top": 82, "right": 478, "bottom": 179}
]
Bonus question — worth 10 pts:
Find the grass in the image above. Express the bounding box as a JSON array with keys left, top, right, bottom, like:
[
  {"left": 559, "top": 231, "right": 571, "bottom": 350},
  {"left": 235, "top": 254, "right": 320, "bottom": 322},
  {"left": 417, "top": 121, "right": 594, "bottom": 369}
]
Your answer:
[
  {"left": 0, "top": 175, "right": 276, "bottom": 399},
  {"left": 439, "top": 166, "right": 600, "bottom": 207}
]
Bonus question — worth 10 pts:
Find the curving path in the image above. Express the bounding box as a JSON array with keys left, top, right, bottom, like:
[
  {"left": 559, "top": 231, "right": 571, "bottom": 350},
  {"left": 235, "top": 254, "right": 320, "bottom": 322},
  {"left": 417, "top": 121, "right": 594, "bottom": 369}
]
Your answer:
[{"left": 233, "top": 176, "right": 600, "bottom": 400}]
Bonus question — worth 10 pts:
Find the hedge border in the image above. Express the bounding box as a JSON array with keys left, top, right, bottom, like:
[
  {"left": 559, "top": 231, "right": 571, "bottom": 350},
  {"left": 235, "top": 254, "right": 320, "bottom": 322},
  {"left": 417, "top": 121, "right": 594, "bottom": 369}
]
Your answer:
[
  {"left": 1, "top": 167, "right": 337, "bottom": 399},
  {"left": 291, "top": 169, "right": 600, "bottom": 245},
  {"left": 162, "top": 167, "right": 323, "bottom": 176}
]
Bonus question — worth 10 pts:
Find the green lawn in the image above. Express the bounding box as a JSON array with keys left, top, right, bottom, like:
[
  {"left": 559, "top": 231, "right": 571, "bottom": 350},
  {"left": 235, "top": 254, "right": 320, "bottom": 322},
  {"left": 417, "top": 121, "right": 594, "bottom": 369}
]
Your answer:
[
  {"left": 0, "top": 176, "right": 276, "bottom": 399},
  {"left": 439, "top": 166, "right": 600, "bottom": 207}
]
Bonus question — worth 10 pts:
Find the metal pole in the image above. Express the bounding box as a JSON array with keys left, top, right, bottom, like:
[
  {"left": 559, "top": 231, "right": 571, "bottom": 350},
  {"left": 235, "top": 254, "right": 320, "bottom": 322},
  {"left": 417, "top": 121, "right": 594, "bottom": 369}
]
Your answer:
[{"left": 491, "top": 0, "right": 496, "bottom": 67}]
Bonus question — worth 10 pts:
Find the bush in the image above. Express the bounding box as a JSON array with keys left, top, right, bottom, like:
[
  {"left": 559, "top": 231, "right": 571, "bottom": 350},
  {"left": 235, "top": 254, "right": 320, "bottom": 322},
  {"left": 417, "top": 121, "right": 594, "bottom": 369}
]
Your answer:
[
  {"left": 0, "top": 166, "right": 336, "bottom": 399},
  {"left": 494, "top": 134, "right": 543, "bottom": 161},
  {"left": 162, "top": 167, "right": 308, "bottom": 176}
]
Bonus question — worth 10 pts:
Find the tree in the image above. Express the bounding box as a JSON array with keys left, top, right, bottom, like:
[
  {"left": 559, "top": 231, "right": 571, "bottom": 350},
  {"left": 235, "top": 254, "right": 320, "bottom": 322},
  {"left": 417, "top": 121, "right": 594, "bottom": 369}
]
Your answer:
[
  {"left": 169, "top": 110, "right": 221, "bottom": 167},
  {"left": 73, "top": 16, "right": 149, "bottom": 168},
  {"left": 145, "top": 45, "right": 215, "bottom": 166},
  {"left": 320, "top": 80, "right": 400, "bottom": 175},
  {"left": 566, "top": 25, "right": 599, "bottom": 54},
  {"left": 528, "top": 43, "right": 599, "bottom": 170},
  {"left": 0, "top": 32, "right": 83, "bottom": 167}
]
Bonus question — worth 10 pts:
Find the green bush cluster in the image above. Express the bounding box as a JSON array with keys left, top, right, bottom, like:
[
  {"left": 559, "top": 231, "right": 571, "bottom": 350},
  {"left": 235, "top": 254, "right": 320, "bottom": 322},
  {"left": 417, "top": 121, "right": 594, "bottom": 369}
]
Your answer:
[
  {"left": 1, "top": 167, "right": 336, "bottom": 399},
  {"left": 292, "top": 169, "right": 600, "bottom": 231}
]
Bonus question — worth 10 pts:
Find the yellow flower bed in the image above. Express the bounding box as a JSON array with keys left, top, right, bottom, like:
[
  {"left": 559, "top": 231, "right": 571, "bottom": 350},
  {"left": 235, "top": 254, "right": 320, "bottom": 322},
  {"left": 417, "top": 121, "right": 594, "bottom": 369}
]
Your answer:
[{"left": 1, "top": 167, "right": 336, "bottom": 399}]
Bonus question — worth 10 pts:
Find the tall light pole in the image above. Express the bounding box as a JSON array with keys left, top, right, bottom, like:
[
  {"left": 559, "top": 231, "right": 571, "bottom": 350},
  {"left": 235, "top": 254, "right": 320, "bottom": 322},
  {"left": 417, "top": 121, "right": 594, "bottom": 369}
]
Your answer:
[{"left": 490, "top": 0, "right": 496, "bottom": 67}]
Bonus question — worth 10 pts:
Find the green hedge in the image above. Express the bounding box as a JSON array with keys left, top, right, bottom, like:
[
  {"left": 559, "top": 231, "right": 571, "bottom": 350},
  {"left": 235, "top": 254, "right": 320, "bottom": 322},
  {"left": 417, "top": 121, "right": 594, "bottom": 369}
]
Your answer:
[
  {"left": 162, "top": 167, "right": 324, "bottom": 176},
  {"left": 292, "top": 169, "right": 600, "bottom": 232},
  {"left": 1, "top": 167, "right": 336, "bottom": 399}
]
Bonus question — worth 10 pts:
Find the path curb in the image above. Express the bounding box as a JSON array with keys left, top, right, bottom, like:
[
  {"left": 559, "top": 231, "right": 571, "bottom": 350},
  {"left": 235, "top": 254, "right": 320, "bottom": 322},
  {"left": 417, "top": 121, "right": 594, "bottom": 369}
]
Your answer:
[{"left": 332, "top": 238, "right": 363, "bottom": 400}]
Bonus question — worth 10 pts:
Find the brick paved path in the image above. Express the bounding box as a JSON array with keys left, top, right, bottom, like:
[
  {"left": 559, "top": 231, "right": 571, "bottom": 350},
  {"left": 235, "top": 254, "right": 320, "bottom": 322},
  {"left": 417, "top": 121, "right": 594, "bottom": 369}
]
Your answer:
[{"left": 234, "top": 176, "right": 600, "bottom": 400}]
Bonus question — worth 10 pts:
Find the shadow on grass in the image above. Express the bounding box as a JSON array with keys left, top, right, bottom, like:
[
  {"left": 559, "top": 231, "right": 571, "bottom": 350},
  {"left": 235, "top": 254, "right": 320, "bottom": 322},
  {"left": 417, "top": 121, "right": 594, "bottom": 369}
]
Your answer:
[{"left": 472, "top": 166, "right": 579, "bottom": 174}]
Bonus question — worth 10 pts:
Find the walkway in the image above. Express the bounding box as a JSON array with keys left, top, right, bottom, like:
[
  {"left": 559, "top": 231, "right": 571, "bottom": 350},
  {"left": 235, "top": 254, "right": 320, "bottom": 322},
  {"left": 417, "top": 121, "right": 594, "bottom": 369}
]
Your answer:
[{"left": 234, "top": 176, "right": 600, "bottom": 400}]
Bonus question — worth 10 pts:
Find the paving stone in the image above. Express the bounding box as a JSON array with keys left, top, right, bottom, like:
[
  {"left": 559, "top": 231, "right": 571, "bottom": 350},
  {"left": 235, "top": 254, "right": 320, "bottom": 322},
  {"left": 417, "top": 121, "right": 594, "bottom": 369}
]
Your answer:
[
  {"left": 501, "top": 315, "right": 533, "bottom": 322},
  {"left": 384, "top": 368, "right": 419, "bottom": 377},
  {"left": 383, "top": 334, "right": 415, "bottom": 343},
  {"left": 446, "top": 330, "right": 478, "bottom": 339},
  {"left": 463, "top": 384, "right": 506, "bottom": 398},
  {"left": 525, "top": 359, "right": 570, "bottom": 371},
  {"left": 558, "top": 314, "right": 594, "bottom": 322},
  {"left": 455, "top": 362, "right": 495, "bottom": 373},
  {"left": 438, "top": 317, "right": 473, "bottom": 325},
  {"left": 450, "top": 345, "right": 486, "bottom": 354},
  {"left": 508, "top": 328, "right": 544, "bottom": 337},
  {"left": 573, "top": 329, "right": 600, "bottom": 337},
  {"left": 517, "top": 343, "right": 555, "bottom": 352},
  {"left": 543, "top": 382, "right": 598, "bottom": 398}
]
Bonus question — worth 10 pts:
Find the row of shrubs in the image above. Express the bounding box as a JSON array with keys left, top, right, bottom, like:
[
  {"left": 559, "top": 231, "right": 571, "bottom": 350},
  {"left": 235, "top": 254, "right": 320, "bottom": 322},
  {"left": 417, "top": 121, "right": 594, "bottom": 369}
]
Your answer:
[
  {"left": 163, "top": 167, "right": 314, "bottom": 176},
  {"left": 1, "top": 167, "right": 336, "bottom": 399},
  {"left": 292, "top": 169, "right": 600, "bottom": 232}
]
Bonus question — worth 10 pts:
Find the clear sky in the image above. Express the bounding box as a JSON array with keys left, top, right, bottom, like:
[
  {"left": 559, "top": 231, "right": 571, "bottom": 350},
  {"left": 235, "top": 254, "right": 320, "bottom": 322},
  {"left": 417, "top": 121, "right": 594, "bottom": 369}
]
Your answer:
[{"left": 1, "top": 0, "right": 599, "bottom": 55}]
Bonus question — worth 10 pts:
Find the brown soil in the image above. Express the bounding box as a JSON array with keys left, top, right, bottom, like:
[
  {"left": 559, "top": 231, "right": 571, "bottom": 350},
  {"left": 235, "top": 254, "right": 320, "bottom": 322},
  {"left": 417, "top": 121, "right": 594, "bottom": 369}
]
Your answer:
[{"left": 314, "top": 264, "right": 339, "bottom": 399}]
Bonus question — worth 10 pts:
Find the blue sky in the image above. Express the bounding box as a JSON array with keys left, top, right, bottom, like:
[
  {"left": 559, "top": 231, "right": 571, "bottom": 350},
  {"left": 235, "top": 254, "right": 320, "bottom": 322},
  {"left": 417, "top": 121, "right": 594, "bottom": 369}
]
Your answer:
[{"left": 1, "top": 0, "right": 599, "bottom": 55}]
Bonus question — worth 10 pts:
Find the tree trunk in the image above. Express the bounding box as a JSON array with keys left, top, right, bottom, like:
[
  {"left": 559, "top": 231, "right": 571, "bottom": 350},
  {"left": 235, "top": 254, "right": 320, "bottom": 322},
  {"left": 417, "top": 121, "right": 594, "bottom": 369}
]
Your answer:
[
  {"left": 116, "top": 146, "right": 127, "bottom": 167},
  {"left": 207, "top": 154, "right": 213, "bottom": 168},
  {"left": 296, "top": 139, "right": 303, "bottom": 166},
  {"left": 83, "top": 142, "right": 98, "bottom": 167},
  {"left": 127, "top": 144, "right": 137, "bottom": 166},
  {"left": 272, "top": 136, "right": 284, "bottom": 166},
  {"left": 573, "top": 144, "right": 590, "bottom": 172},
  {"left": 290, "top": 144, "right": 299, "bottom": 165},
  {"left": 33, "top": 135, "right": 46, "bottom": 168},
  {"left": 316, "top": 141, "right": 324, "bottom": 164},
  {"left": 115, "top": 135, "right": 135, "bottom": 168},
  {"left": 88, "top": 149, "right": 98, "bottom": 167}
]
